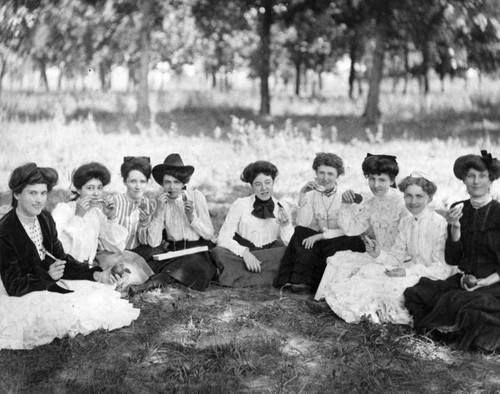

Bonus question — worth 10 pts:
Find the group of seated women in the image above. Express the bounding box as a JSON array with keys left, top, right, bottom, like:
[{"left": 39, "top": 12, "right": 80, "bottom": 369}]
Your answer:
[{"left": 1, "top": 149, "right": 500, "bottom": 353}]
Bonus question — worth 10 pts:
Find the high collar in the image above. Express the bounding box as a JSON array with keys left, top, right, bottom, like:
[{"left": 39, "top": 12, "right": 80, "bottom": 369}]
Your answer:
[{"left": 470, "top": 194, "right": 492, "bottom": 209}]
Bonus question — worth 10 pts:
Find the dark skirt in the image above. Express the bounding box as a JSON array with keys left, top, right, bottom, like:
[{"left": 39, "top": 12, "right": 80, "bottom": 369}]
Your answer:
[
  {"left": 147, "top": 239, "right": 216, "bottom": 292},
  {"left": 212, "top": 238, "right": 286, "bottom": 288},
  {"left": 404, "top": 273, "right": 500, "bottom": 351},
  {"left": 273, "top": 226, "right": 365, "bottom": 291}
]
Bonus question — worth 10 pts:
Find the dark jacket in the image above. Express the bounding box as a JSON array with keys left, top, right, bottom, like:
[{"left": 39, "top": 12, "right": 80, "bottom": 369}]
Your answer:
[{"left": 0, "top": 209, "right": 101, "bottom": 296}]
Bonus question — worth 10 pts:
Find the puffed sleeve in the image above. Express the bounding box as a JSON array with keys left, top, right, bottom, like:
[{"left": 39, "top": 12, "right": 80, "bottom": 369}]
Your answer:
[
  {"left": 52, "top": 202, "right": 91, "bottom": 259},
  {"left": 277, "top": 201, "right": 294, "bottom": 245},
  {"left": 136, "top": 198, "right": 158, "bottom": 247},
  {"left": 217, "top": 198, "right": 247, "bottom": 256},
  {"left": 97, "top": 209, "right": 128, "bottom": 252},
  {"left": 444, "top": 202, "right": 464, "bottom": 266},
  {"left": 296, "top": 193, "right": 315, "bottom": 228},
  {"left": 338, "top": 200, "right": 371, "bottom": 236},
  {"left": 375, "top": 218, "right": 409, "bottom": 266},
  {"left": 189, "top": 189, "right": 215, "bottom": 241}
]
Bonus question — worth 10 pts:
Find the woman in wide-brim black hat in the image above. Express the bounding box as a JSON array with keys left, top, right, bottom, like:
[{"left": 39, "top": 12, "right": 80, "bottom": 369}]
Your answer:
[
  {"left": 404, "top": 150, "right": 500, "bottom": 352},
  {"left": 129, "top": 153, "right": 216, "bottom": 294}
]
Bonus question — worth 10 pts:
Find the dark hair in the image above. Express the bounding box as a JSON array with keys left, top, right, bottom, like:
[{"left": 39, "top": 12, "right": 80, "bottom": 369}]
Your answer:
[
  {"left": 312, "top": 152, "right": 345, "bottom": 176},
  {"left": 121, "top": 157, "right": 152, "bottom": 181},
  {"left": 163, "top": 168, "right": 192, "bottom": 185},
  {"left": 453, "top": 152, "right": 500, "bottom": 181},
  {"left": 8, "top": 163, "right": 58, "bottom": 207},
  {"left": 398, "top": 176, "right": 437, "bottom": 198},
  {"left": 240, "top": 161, "right": 279, "bottom": 184},
  {"left": 362, "top": 154, "right": 399, "bottom": 180},
  {"left": 72, "top": 162, "right": 111, "bottom": 189}
]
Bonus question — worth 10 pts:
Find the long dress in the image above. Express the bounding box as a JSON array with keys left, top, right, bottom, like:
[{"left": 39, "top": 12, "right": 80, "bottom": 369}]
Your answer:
[
  {"left": 274, "top": 189, "right": 366, "bottom": 290},
  {"left": 212, "top": 195, "right": 294, "bottom": 287},
  {"left": 147, "top": 188, "right": 217, "bottom": 291},
  {"left": 0, "top": 210, "right": 139, "bottom": 350},
  {"left": 315, "top": 187, "right": 408, "bottom": 301},
  {"left": 404, "top": 200, "right": 500, "bottom": 351},
  {"left": 321, "top": 209, "right": 451, "bottom": 324}
]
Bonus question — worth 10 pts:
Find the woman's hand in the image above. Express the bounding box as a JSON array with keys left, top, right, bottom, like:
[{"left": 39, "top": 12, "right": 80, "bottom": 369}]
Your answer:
[
  {"left": 277, "top": 206, "right": 290, "bottom": 226},
  {"left": 445, "top": 203, "right": 463, "bottom": 228},
  {"left": 300, "top": 181, "right": 317, "bottom": 194},
  {"left": 48, "top": 259, "right": 66, "bottom": 280},
  {"left": 93, "top": 267, "right": 122, "bottom": 284},
  {"left": 342, "top": 190, "right": 357, "bottom": 204},
  {"left": 363, "top": 235, "right": 380, "bottom": 258},
  {"left": 242, "top": 250, "right": 262, "bottom": 273},
  {"left": 302, "top": 234, "right": 323, "bottom": 249},
  {"left": 184, "top": 199, "right": 194, "bottom": 222},
  {"left": 462, "top": 273, "right": 500, "bottom": 292},
  {"left": 154, "top": 193, "right": 168, "bottom": 218},
  {"left": 75, "top": 197, "right": 91, "bottom": 217},
  {"left": 102, "top": 197, "right": 117, "bottom": 220}
]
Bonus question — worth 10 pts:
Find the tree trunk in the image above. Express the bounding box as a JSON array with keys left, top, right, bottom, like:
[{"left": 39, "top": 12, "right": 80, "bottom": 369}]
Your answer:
[
  {"left": 38, "top": 58, "right": 49, "bottom": 91},
  {"left": 211, "top": 67, "right": 217, "bottom": 89},
  {"left": 364, "top": 21, "right": 387, "bottom": 124},
  {"left": 421, "top": 39, "right": 431, "bottom": 95},
  {"left": 348, "top": 34, "right": 358, "bottom": 99},
  {"left": 294, "top": 58, "right": 301, "bottom": 96},
  {"left": 403, "top": 44, "right": 409, "bottom": 95},
  {"left": 0, "top": 57, "right": 6, "bottom": 99},
  {"left": 258, "top": 0, "right": 272, "bottom": 115},
  {"left": 136, "top": 0, "right": 152, "bottom": 128},
  {"left": 99, "top": 61, "right": 110, "bottom": 92}
]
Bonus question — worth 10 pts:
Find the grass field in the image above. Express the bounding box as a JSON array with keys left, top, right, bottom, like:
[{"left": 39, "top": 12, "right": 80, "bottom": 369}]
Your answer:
[{"left": 2, "top": 80, "right": 500, "bottom": 393}]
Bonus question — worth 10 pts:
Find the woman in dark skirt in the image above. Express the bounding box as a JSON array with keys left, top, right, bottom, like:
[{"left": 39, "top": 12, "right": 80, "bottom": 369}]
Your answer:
[
  {"left": 212, "top": 161, "right": 294, "bottom": 287},
  {"left": 404, "top": 150, "right": 500, "bottom": 351},
  {"left": 274, "top": 153, "right": 366, "bottom": 294},
  {"left": 130, "top": 154, "right": 216, "bottom": 292}
]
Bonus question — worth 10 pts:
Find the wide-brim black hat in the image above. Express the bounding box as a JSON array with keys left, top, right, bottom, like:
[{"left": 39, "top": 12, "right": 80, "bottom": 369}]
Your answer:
[{"left": 152, "top": 154, "right": 194, "bottom": 185}]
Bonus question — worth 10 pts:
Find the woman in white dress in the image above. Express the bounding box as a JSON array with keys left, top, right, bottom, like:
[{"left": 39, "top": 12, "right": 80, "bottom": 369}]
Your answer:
[
  {"left": 320, "top": 175, "right": 451, "bottom": 324},
  {"left": 0, "top": 163, "right": 139, "bottom": 350},
  {"left": 212, "top": 161, "right": 294, "bottom": 287},
  {"left": 315, "top": 154, "right": 408, "bottom": 302}
]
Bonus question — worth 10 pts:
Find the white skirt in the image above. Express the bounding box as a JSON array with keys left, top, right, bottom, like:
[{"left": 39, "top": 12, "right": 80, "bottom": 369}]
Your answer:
[{"left": 0, "top": 280, "right": 140, "bottom": 350}]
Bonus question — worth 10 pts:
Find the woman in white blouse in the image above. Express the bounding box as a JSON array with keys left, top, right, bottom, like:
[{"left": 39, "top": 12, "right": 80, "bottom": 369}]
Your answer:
[
  {"left": 212, "top": 161, "right": 294, "bottom": 287},
  {"left": 320, "top": 175, "right": 451, "bottom": 324},
  {"left": 52, "top": 162, "right": 128, "bottom": 266},
  {"left": 274, "top": 153, "right": 365, "bottom": 293},
  {"left": 130, "top": 154, "right": 216, "bottom": 293},
  {"left": 111, "top": 156, "right": 159, "bottom": 261}
]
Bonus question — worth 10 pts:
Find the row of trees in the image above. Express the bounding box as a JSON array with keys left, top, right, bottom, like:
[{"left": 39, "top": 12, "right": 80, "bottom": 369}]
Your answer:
[{"left": 1, "top": 0, "right": 500, "bottom": 125}]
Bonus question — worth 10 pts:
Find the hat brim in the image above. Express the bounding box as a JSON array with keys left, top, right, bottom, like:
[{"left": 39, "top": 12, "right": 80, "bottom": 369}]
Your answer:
[{"left": 152, "top": 164, "right": 195, "bottom": 185}]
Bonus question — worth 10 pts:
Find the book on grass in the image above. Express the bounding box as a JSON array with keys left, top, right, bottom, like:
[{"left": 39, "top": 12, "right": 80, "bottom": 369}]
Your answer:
[{"left": 153, "top": 245, "right": 209, "bottom": 261}]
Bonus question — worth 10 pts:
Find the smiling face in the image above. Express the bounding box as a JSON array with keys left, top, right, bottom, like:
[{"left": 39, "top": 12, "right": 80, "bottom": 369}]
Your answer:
[
  {"left": 252, "top": 173, "right": 274, "bottom": 201},
  {"left": 367, "top": 173, "right": 392, "bottom": 197},
  {"left": 14, "top": 184, "right": 48, "bottom": 217},
  {"left": 78, "top": 178, "right": 104, "bottom": 204},
  {"left": 162, "top": 174, "right": 184, "bottom": 200},
  {"left": 315, "top": 165, "right": 338, "bottom": 192},
  {"left": 464, "top": 168, "right": 491, "bottom": 198},
  {"left": 403, "top": 184, "right": 431, "bottom": 215},
  {"left": 125, "top": 170, "right": 148, "bottom": 201}
]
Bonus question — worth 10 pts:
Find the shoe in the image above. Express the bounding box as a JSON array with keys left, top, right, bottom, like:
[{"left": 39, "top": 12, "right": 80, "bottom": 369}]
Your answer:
[
  {"left": 291, "top": 283, "right": 312, "bottom": 294},
  {"left": 306, "top": 299, "right": 331, "bottom": 313},
  {"left": 128, "top": 272, "right": 174, "bottom": 296}
]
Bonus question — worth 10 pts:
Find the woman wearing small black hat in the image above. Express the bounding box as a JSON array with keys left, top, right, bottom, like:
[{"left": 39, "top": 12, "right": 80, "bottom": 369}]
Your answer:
[
  {"left": 130, "top": 153, "right": 216, "bottom": 293},
  {"left": 404, "top": 150, "right": 500, "bottom": 351}
]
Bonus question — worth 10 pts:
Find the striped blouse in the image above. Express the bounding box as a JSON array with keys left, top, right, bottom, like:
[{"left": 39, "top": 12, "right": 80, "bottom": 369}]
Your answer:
[{"left": 111, "top": 193, "right": 157, "bottom": 250}]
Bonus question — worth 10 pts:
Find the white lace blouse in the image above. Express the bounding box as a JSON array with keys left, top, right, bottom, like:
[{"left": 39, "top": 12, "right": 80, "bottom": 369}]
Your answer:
[
  {"left": 376, "top": 209, "right": 451, "bottom": 279},
  {"left": 52, "top": 202, "right": 128, "bottom": 264},
  {"left": 148, "top": 189, "right": 214, "bottom": 245},
  {"left": 217, "top": 195, "right": 294, "bottom": 257},
  {"left": 338, "top": 187, "right": 408, "bottom": 251}
]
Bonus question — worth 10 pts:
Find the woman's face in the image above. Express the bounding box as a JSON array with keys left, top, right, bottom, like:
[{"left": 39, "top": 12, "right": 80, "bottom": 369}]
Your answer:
[
  {"left": 78, "top": 178, "right": 104, "bottom": 204},
  {"left": 125, "top": 170, "right": 148, "bottom": 201},
  {"left": 252, "top": 173, "right": 274, "bottom": 201},
  {"left": 464, "top": 168, "right": 491, "bottom": 198},
  {"left": 403, "top": 184, "right": 431, "bottom": 215},
  {"left": 315, "top": 165, "right": 338, "bottom": 191},
  {"left": 15, "top": 183, "right": 47, "bottom": 217},
  {"left": 162, "top": 174, "right": 184, "bottom": 200},
  {"left": 368, "top": 173, "right": 392, "bottom": 197}
]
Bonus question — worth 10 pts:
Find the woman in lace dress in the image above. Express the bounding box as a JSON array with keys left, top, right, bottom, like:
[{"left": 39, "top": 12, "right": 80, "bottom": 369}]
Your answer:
[
  {"left": 274, "top": 153, "right": 365, "bottom": 293},
  {"left": 315, "top": 154, "right": 408, "bottom": 304},
  {"left": 0, "top": 163, "right": 139, "bottom": 350},
  {"left": 318, "top": 175, "right": 451, "bottom": 324}
]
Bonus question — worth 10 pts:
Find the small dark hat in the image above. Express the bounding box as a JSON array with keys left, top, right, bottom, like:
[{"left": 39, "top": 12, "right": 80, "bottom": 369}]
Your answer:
[
  {"left": 453, "top": 150, "right": 500, "bottom": 180},
  {"left": 152, "top": 154, "right": 194, "bottom": 185}
]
